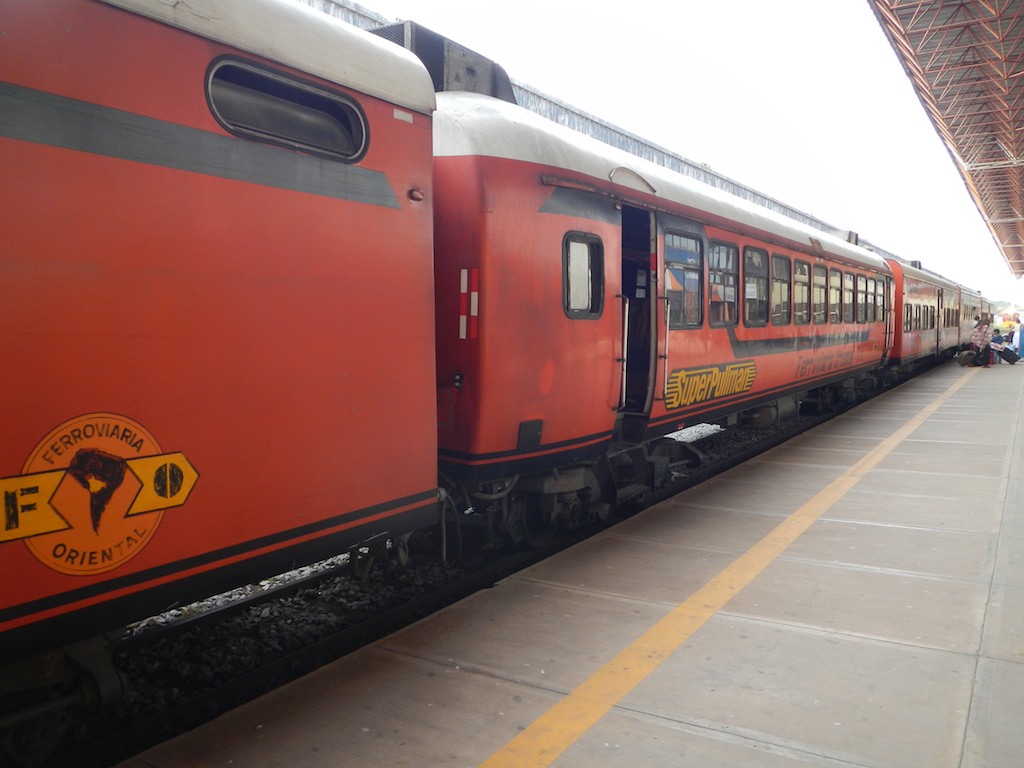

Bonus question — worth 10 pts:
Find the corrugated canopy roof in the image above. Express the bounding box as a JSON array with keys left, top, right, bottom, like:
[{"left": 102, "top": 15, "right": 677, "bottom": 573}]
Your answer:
[{"left": 868, "top": 1, "right": 1024, "bottom": 276}]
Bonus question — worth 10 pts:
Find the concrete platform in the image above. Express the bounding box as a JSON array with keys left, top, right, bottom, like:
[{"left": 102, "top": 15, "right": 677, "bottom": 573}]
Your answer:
[{"left": 118, "top": 361, "right": 1024, "bottom": 768}]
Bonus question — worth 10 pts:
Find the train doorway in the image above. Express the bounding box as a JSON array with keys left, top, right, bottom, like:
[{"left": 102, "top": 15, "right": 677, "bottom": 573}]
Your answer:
[{"left": 620, "top": 204, "right": 655, "bottom": 415}]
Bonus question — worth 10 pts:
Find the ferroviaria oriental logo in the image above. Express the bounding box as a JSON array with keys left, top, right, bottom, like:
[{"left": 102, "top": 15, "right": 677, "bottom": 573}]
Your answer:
[{"left": 1, "top": 413, "right": 198, "bottom": 575}]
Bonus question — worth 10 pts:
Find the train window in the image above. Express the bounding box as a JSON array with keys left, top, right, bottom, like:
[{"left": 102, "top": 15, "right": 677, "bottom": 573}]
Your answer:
[
  {"left": 743, "top": 247, "right": 769, "bottom": 326},
  {"left": 709, "top": 242, "right": 739, "bottom": 326},
  {"left": 856, "top": 275, "right": 867, "bottom": 323},
  {"left": 794, "top": 261, "right": 810, "bottom": 324},
  {"left": 829, "top": 269, "right": 842, "bottom": 323},
  {"left": 813, "top": 266, "right": 828, "bottom": 324},
  {"left": 843, "top": 273, "right": 855, "bottom": 323},
  {"left": 914, "top": 304, "right": 921, "bottom": 330},
  {"left": 208, "top": 60, "right": 367, "bottom": 161},
  {"left": 771, "top": 255, "right": 791, "bottom": 325},
  {"left": 665, "top": 232, "right": 703, "bottom": 328},
  {"left": 877, "top": 281, "right": 887, "bottom": 322},
  {"left": 563, "top": 234, "right": 604, "bottom": 318},
  {"left": 866, "top": 278, "right": 876, "bottom": 322},
  {"left": 904, "top": 304, "right": 912, "bottom": 332}
]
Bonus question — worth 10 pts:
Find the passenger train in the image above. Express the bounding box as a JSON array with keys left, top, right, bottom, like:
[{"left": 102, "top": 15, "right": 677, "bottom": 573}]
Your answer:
[{"left": 0, "top": 0, "right": 991, "bottom": 750}]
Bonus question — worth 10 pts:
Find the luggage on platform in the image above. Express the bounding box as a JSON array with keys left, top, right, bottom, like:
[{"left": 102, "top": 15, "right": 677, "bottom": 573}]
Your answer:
[{"left": 998, "top": 346, "right": 1020, "bottom": 364}]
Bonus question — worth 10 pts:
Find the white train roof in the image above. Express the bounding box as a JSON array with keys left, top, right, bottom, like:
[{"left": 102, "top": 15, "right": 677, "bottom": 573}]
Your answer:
[
  {"left": 886, "top": 258, "right": 959, "bottom": 290},
  {"left": 101, "top": 0, "right": 436, "bottom": 115},
  {"left": 435, "top": 92, "right": 888, "bottom": 272}
]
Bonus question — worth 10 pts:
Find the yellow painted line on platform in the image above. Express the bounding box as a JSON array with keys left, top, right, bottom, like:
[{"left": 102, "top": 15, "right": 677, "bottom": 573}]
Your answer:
[{"left": 480, "top": 369, "right": 976, "bottom": 768}]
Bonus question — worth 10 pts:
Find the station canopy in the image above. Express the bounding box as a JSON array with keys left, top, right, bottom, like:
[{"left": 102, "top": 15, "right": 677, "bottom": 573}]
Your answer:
[{"left": 868, "top": 1, "right": 1024, "bottom": 277}]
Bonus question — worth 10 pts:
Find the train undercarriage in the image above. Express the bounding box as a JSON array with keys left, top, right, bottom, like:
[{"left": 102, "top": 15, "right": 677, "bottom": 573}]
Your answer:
[{"left": 444, "top": 368, "right": 911, "bottom": 552}]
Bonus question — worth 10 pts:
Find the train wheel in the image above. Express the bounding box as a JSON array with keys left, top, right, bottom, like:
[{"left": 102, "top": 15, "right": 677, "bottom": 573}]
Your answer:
[
  {"left": 521, "top": 495, "right": 556, "bottom": 549},
  {"left": 1, "top": 709, "right": 69, "bottom": 767},
  {"left": 393, "top": 534, "right": 411, "bottom": 567},
  {"left": 348, "top": 545, "right": 375, "bottom": 581}
]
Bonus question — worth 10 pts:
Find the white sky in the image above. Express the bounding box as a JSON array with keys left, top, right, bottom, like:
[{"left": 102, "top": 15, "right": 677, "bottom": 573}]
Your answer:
[{"left": 366, "top": 0, "right": 1023, "bottom": 304}]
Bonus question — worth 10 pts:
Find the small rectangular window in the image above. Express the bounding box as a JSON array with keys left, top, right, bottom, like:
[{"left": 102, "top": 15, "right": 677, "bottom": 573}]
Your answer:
[
  {"left": 794, "top": 261, "right": 810, "bottom": 325},
  {"left": 843, "top": 272, "right": 855, "bottom": 323},
  {"left": 914, "top": 304, "right": 921, "bottom": 330},
  {"left": 744, "top": 247, "right": 769, "bottom": 326},
  {"left": 813, "top": 266, "right": 828, "bottom": 324},
  {"left": 665, "top": 232, "right": 703, "bottom": 329},
  {"left": 709, "top": 242, "right": 739, "bottom": 326},
  {"left": 829, "top": 269, "right": 842, "bottom": 324},
  {"left": 877, "top": 281, "right": 887, "bottom": 322},
  {"left": 856, "top": 275, "right": 867, "bottom": 323},
  {"left": 904, "top": 304, "right": 912, "bottom": 332},
  {"left": 770, "top": 255, "right": 791, "bottom": 325},
  {"left": 563, "top": 234, "right": 603, "bottom": 318},
  {"left": 866, "top": 278, "right": 876, "bottom": 322}
]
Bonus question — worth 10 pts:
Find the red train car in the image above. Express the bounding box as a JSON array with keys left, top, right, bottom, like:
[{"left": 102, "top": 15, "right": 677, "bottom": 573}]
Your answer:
[
  {"left": 885, "top": 258, "right": 961, "bottom": 368},
  {"left": 1, "top": 0, "right": 439, "bottom": 663},
  {"left": 432, "top": 93, "right": 892, "bottom": 536}
]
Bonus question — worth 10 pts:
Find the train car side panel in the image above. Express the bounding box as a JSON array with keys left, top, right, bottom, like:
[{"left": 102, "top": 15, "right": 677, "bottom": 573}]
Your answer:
[
  {"left": 650, "top": 228, "right": 890, "bottom": 436},
  {"left": 1, "top": 0, "right": 438, "bottom": 655},
  {"left": 434, "top": 155, "right": 622, "bottom": 483}
]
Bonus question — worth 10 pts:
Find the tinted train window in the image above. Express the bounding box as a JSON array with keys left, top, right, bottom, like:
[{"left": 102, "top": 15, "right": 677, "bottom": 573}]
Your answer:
[
  {"left": 665, "top": 232, "right": 703, "bottom": 328},
  {"left": 829, "top": 269, "right": 842, "bottom": 323},
  {"left": 208, "top": 60, "right": 367, "bottom": 160},
  {"left": 813, "top": 266, "right": 827, "bottom": 324},
  {"left": 794, "top": 261, "right": 810, "bottom": 324},
  {"left": 771, "top": 255, "right": 791, "bottom": 325},
  {"left": 856, "top": 275, "right": 867, "bottom": 323},
  {"left": 877, "top": 281, "right": 887, "bottom": 322},
  {"left": 743, "top": 247, "right": 768, "bottom": 326},
  {"left": 866, "top": 278, "right": 877, "bottom": 322},
  {"left": 709, "top": 242, "right": 739, "bottom": 326},
  {"left": 843, "top": 273, "right": 855, "bottom": 323},
  {"left": 904, "top": 304, "right": 913, "bottom": 332},
  {"left": 563, "top": 234, "right": 603, "bottom": 318}
]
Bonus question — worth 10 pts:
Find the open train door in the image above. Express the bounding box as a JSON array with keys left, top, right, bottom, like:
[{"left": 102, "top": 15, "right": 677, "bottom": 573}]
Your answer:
[{"left": 618, "top": 204, "right": 657, "bottom": 440}]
